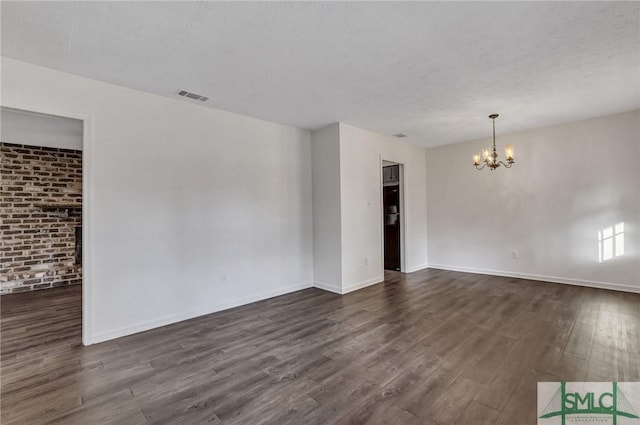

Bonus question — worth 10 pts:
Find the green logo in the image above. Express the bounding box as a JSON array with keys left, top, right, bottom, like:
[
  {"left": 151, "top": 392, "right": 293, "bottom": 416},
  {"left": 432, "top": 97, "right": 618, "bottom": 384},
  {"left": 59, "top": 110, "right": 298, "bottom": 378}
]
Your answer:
[{"left": 538, "top": 382, "right": 640, "bottom": 425}]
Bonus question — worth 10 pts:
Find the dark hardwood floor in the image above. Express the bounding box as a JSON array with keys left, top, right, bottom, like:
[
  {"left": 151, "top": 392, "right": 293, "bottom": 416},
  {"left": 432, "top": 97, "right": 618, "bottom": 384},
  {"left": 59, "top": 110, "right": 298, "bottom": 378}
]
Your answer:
[{"left": 1, "top": 269, "right": 639, "bottom": 424}]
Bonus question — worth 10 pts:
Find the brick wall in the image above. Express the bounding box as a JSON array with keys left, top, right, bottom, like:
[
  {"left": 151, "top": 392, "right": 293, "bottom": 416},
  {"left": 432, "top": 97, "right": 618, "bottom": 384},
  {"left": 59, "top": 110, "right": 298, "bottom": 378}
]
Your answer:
[{"left": 1, "top": 142, "right": 82, "bottom": 294}]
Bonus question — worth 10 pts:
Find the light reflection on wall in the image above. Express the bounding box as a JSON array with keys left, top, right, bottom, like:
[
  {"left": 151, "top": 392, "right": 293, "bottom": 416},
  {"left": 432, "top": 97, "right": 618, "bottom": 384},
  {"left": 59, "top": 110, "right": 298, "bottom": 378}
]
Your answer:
[{"left": 598, "top": 222, "right": 624, "bottom": 263}]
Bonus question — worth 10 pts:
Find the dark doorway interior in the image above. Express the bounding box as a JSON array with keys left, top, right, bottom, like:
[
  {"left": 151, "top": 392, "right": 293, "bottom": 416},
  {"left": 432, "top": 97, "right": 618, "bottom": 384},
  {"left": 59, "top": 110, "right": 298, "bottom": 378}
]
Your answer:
[{"left": 383, "top": 166, "right": 401, "bottom": 271}]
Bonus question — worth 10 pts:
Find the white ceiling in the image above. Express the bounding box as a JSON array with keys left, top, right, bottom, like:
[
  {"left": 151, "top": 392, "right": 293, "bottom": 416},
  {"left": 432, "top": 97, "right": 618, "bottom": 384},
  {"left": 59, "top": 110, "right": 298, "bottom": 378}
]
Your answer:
[{"left": 2, "top": 1, "right": 638, "bottom": 147}]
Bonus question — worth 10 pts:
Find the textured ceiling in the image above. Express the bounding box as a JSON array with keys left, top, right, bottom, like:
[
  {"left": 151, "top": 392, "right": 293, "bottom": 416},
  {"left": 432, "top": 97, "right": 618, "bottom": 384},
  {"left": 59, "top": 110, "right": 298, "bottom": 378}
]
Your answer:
[{"left": 2, "top": 1, "right": 638, "bottom": 147}]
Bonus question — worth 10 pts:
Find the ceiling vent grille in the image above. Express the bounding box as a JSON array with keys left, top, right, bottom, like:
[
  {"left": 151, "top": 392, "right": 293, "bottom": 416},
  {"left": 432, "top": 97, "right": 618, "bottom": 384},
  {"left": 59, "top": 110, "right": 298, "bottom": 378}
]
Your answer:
[{"left": 177, "top": 89, "right": 209, "bottom": 102}]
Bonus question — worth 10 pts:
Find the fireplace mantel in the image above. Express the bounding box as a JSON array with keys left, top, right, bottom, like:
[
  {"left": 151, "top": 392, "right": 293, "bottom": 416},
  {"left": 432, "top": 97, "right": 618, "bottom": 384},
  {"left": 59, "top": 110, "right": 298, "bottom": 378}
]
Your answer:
[{"left": 34, "top": 203, "right": 82, "bottom": 212}]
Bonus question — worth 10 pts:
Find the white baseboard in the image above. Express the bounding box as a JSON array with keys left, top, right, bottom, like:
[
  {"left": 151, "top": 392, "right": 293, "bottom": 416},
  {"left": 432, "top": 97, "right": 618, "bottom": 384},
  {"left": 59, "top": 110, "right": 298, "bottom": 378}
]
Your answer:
[
  {"left": 314, "top": 276, "right": 384, "bottom": 295},
  {"left": 342, "top": 276, "right": 383, "bottom": 294},
  {"left": 427, "top": 263, "right": 640, "bottom": 294},
  {"left": 405, "top": 264, "right": 429, "bottom": 273},
  {"left": 313, "top": 281, "right": 342, "bottom": 294},
  {"left": 90, "top": 282, "right": 313, "bottom": 344}
]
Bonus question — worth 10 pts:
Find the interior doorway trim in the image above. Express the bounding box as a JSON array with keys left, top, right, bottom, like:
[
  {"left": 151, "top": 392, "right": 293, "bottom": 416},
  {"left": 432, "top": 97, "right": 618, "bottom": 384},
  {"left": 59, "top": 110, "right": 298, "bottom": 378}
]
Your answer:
[
  {"left": 1, "top": 102, "right": 94, "bottom": 345},
  {"left": 380, "top": 156, "right": 406, "bottom": 275}
]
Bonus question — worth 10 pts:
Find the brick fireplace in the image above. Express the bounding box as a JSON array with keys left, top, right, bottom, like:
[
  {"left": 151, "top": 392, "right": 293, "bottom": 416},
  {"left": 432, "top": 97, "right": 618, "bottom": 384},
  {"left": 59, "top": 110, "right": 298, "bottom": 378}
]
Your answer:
[{"left": 1, "top": 142, "right": 83, "bottom": 294}]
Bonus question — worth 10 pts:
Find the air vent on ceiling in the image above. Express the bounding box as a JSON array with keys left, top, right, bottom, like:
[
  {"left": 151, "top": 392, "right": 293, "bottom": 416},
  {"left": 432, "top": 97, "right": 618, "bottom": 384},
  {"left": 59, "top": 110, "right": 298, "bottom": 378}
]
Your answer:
[
  {"left": 177, "top": 89, "right": 209, "bottom": 102},
  {"left": 392, "top": 133, "right": 407, "bottom": 138}
]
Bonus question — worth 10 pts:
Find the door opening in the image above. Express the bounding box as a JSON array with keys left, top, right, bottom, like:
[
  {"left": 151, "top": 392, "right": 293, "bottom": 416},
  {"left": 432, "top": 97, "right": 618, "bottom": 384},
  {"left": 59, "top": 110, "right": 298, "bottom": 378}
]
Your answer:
[
  {"left": 382, "top": 162, "right": 403, "bottom": 271},
  {"left": 0, "top": 107, "right": 84, "bottom": 346}
]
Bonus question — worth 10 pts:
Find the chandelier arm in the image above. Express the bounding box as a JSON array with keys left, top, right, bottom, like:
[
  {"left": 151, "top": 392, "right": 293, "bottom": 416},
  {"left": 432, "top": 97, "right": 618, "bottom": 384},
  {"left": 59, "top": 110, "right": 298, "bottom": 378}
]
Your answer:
[
  {"left": 498, "top": 161, "right": 513, "bottom": 168},
  {"left": 475, "top": 162, "right": 487, "bottom": 170}
]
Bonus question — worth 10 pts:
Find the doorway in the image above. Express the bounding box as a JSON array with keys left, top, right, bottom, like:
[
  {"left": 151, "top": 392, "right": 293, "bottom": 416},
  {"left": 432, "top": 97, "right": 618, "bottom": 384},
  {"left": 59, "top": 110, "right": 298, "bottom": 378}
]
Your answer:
[
  {"left": 0, "top": 107, "right": 84, "bottom": 346},
  {"left": 382, "top": 161, "right": 404, "bottom": 271}
]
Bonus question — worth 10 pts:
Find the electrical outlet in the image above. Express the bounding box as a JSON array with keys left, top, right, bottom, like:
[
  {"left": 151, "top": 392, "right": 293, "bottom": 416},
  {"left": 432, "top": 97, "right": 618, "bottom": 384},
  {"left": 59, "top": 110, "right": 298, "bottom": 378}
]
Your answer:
[
  {"left": 220, "top": 273, "right": 228, "bottom": 283},
  {"left": 511, "top": 251, "right": 518, "bottom": 260},
  {"left": 364, "top": 258, "right": 368, "bottom": 266}
]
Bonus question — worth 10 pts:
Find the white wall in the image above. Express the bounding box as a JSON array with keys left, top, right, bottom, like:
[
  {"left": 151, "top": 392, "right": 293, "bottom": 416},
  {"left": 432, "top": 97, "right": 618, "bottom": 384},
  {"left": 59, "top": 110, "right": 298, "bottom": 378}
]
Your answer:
[
  {"left": 309, "top": 123, "right": 429, "bottom": 294},
  {"left": 338, "top": 123, "right": 429, "bottom": 292},
  {"left": 1, "top": 57, "right": 314, "bottom": 343},
  {"left": 311, "top": 124, "right": 342, "bottom": 293},
  {"left": 1, "top": 107, "right": 83, "bottom": 150},
  {"left": 426, "top": 110, "right": 640, "bottom": 293}
]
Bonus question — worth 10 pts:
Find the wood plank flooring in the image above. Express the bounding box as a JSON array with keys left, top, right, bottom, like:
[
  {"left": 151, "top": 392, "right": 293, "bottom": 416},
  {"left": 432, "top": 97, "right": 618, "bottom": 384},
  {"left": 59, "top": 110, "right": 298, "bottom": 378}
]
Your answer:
[{"left": 2, "top": 269, "right": 639, "bottom": 424}]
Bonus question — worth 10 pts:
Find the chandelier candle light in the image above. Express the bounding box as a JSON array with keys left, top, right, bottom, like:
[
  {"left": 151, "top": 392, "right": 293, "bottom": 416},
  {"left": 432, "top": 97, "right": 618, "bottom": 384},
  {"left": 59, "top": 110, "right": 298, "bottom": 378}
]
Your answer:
[{"left": 473, "top": 114, "right": 515, "bottom": 170}]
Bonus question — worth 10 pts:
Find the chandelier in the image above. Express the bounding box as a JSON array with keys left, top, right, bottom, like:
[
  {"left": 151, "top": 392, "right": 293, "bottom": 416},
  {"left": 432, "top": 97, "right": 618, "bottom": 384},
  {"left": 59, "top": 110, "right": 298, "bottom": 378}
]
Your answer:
[{"left": 473, "top": 114, "right": 514, "bottom": 170}]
